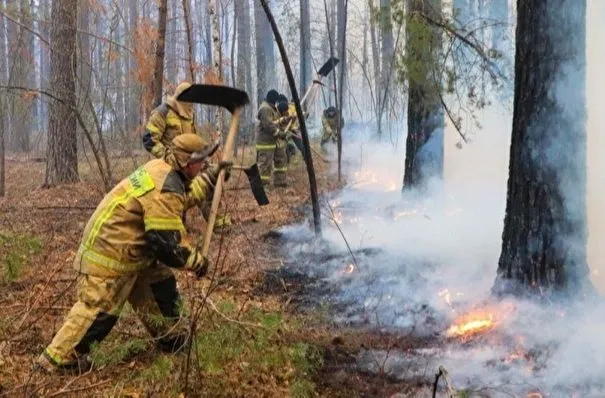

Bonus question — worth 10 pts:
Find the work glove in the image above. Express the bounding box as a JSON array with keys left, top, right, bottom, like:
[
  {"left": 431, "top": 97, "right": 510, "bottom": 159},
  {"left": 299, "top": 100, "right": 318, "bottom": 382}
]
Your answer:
[
  {"left": 151, "top": 143, "right": 166, "bottom": 159},
  {"left": 205, "top": 160, "right": 234, "bottom": 184},
  {"left": 164, "top": 147, "right": 177, "bottom": 166},
  {"left": 274, "top": 130, "right": 288, "bottom": 140},
  {"left": 185, "top": 248, "right": 209, "bottom": 278},
  {"left": 188, "top": 160, "right": 233, "bottom": 206}
]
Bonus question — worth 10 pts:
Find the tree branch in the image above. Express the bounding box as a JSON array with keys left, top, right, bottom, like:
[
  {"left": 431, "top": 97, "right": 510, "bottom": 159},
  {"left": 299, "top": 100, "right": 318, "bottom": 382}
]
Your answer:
[
  {"left": 417, "top": 12, "right": 506, "bottom": 81},
  {"left": 0, "top": 9, "right": 50, "bottom": 46},
  {"left": 438, "top": 79, "right": 468, "bottom": 144}
]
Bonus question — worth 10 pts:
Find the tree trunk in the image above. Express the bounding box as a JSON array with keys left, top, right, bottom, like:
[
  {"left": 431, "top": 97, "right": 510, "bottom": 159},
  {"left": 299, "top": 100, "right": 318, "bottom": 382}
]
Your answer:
[
  {"left": 165, "top": 0, "right": 178, "bottom": 84},
  {"left": 403, "top": 0, "right": 444, "bottom": 191},
  {"left": 45, "top": 0, "right": 78, "bottom": 186},
  {"left": 77, "top": 0, "right": 92, "bottom": 137},
  {"left": 152, "top": 0, "right": 168, "bottom": 107},
  {"left": 0, "top": 0, "right": 6, "bottom": 196},
  {"left": 336, "top": 0, "right": 347, "bottom": 181},
  {"left": 254, "top": 0, "right": 276, "bottom": 106},
  {"left": 378, "top": 0, "right": 393, "bottom": 133},
  {"left": 7, "top": 0, "right": 34, "bottom": 152},
  {"left": 235, "top": 0, "right": 253, "bottom": 123},
  {"left": 38, "top": 0, "right": 49, "bottom": 134},
  {"left": 493, "top": 0, "right": 590, "bottom": 297},
  {"left": 127, "top": 0, "right": 140, "bottom": 131},
  {"left": 368, "top": 0, "right": 381, "bottom": 133},
  {"left": 182, "top": 0, "right": 196, "bottom": 81},
  {"left": 208, "top": 0, "right": 224, "bottom": 133},
  {"left": 299, "top": 0, "right": 312, "bottom": 93}
]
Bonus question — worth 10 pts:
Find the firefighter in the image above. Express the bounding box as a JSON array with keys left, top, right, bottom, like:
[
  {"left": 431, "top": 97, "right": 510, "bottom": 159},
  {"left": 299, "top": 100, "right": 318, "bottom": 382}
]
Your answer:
[
  {"left": 275, "top": 95, "right": 304, "bottom": 165},
  {"left": 142, "top": 81, "right": 231, "bottom": 230},
  {"left": 255, "top": 89, "right": 288, "bottom": 187},
  {"left": 36, "top": 134, "right": 232, "bottom": 374},
  {"left": 320, "top": 106, "right": 344, "bottom": 150}
]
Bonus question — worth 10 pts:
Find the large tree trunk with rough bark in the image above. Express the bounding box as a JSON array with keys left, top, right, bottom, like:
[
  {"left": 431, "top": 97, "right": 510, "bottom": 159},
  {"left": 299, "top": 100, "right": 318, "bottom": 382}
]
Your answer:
[
  {"left": 493, "top": 0, "right": 590, "bottom": 297},
  {"left": 45, "top": 0, "right": 78, "bottom": 186},
  {"left": 403, "top": 0, "right": 444, "bottom": 191}
]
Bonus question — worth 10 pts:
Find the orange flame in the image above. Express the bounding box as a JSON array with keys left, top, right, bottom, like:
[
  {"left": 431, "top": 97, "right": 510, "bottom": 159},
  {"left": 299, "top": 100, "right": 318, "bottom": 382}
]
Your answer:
[{"left": 446, "top": 311, "right": 495, "bottom": 338}]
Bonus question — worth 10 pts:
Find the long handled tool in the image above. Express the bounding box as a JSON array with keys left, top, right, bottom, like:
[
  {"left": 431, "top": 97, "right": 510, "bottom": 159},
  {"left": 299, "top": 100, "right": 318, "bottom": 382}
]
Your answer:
[
  {"left": 300, "top": 57, "right": 340, "bottom": 106},
  {"left": 177, "top": 84, "right": 250, "bottom": 266},
  {"left": 232, "top": 164, "right": 269, "bottom": 205}
]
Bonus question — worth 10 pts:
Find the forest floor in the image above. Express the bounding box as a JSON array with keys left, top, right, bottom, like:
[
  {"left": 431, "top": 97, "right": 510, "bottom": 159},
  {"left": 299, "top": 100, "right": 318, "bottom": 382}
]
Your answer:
[{"left": 0, "top": 145, "right": 430, "bottom": 398}]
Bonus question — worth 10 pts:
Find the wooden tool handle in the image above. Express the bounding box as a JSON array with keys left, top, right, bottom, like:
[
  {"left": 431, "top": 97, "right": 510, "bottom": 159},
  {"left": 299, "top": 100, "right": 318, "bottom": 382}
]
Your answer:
[{"left": 200, "top": 107, "right": 242, "bottom": 260}]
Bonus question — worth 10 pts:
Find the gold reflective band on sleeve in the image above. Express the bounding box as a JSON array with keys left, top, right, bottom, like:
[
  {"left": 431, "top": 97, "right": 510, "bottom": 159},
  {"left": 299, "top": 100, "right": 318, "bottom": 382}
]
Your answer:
[
  {"left": 146, "top": 123, "right": 161, "bottom": 134},
  {"left": 144, "top": 217, "right": 185, "bottom": 232},
  {"left": 166, "top": 115, "right": 181, "bottom": 127},
  {"left": 256, "top": 144, "right": 277, "bottom": 150},
  {"left": 260, "top": 176, "right": 271, "bottom": 181},
  {"left": 274, "top": 167, "right": 288, "bottom": 172}
]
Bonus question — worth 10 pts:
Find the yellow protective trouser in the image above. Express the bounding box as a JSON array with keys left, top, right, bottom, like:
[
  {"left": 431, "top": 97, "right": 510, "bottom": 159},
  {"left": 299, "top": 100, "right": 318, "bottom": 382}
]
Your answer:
[
  {"left": 42, "top": 265, "right": 183, "bottom": 366},
  {"left": 256, "top": 143, "right": 288, "bottom": 186}
]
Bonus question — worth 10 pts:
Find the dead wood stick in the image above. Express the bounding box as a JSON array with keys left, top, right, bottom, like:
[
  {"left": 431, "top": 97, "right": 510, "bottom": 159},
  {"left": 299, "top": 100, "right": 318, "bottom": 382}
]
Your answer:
[
  {"left": 432, "top": 365, "right": 456, "bottom": 398},
  {"left": 47, "top": 380, "right": 111, "bottom": 397}
]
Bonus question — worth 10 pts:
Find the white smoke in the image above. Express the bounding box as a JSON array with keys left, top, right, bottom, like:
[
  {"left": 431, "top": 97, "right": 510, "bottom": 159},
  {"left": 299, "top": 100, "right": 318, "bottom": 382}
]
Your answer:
[{"left": 277, "top": 0, "right": 605, "bottom": 395}]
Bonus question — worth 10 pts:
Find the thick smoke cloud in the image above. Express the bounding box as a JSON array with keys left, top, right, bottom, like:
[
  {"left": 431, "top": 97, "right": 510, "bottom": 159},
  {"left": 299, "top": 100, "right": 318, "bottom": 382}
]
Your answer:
[{"left": 277, "top": 1, "right": 605, "bottom": 394}]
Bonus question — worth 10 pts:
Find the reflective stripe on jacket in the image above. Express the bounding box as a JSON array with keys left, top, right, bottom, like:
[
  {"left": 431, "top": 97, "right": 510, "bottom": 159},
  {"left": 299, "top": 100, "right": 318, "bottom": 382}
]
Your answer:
[{"left": 74, "top": 159, "right": 187, "bottom": 277}]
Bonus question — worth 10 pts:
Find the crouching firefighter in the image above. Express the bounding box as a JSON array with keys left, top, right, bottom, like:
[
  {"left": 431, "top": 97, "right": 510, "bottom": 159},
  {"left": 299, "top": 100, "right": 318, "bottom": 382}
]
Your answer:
[
  {"left": 320, "top": 106, "right": 345, "bottom": 151},
  {"left": 36, "top": 134, "right": 232, "bottom": 374},
  {"left": 142, "top": 81, "right": 232, "bottom": 231},
  {"left": 255, "top": 90, "right": 288, "bottom": 187}
]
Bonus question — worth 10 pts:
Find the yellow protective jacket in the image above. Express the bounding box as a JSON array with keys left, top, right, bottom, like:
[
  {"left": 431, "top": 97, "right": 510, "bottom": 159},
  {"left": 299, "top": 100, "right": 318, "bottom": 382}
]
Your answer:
[
  {"left": 73, "top": 159, "right": 207, "bottom": 277},
  {"left": 287, "top": 103, "right": 300, "bottom": 133},
  {"left": 255, "top": 101, "right": 280, "bottom": 146},
  {"left": 143, "top": 102, "right": 196, "bottom": 158},
  {"left": 321, "top": 111, "right": 345, "bottom": 139}
]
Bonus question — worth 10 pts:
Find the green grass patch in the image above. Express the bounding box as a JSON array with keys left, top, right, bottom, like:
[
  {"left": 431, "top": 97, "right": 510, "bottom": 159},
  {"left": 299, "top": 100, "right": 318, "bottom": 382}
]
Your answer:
[
  {"left": 193, "top": 300, "right": 323, "bottom": 397},
  {"left": 90, "top": 336, "right": 151, "bottom": 367},
  {"left": 0, "top": 232, "right": 42, "bottom": 282}
]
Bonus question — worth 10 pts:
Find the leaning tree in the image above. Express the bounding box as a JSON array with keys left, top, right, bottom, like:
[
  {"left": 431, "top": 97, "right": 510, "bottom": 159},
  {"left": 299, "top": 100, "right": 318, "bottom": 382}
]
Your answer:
[{"left": 493, "top": 0, "right": 592, "bottom": 297}]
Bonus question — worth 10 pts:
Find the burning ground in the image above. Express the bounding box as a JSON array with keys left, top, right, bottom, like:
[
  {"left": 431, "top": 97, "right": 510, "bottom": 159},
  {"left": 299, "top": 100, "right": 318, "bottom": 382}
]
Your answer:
[{"left": 270, "top": 129, "right": 605, "bottom": 397}]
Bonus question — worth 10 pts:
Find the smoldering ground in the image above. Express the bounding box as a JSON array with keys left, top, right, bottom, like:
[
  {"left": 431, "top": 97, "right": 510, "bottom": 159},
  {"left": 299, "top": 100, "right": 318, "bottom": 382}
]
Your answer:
[{"left": 268, "top": 1, "right": 605, "bottom": 395}]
